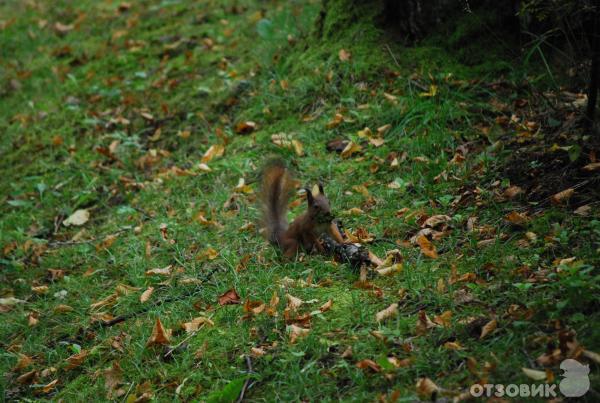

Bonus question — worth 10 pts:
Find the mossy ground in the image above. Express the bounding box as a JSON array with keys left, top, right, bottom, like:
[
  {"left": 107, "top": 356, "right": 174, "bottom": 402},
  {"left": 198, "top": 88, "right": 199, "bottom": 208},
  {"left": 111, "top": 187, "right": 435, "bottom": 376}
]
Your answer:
[{"left": 1, "top": 0, "right": 598, "bottom": 401}]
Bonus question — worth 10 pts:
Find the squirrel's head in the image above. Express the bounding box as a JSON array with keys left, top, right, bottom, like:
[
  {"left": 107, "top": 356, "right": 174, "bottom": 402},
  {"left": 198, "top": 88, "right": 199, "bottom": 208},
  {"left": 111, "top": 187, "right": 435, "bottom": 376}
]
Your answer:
[{"left": 305, "top": 184, "right": 334, "bottom": 224}]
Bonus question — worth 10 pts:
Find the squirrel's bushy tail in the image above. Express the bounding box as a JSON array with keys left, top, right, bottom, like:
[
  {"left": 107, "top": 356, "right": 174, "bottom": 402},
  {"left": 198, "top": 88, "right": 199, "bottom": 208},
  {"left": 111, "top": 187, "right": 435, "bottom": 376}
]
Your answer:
[{"left": 261, "top": 159, "right": 294, "bottom": 246}]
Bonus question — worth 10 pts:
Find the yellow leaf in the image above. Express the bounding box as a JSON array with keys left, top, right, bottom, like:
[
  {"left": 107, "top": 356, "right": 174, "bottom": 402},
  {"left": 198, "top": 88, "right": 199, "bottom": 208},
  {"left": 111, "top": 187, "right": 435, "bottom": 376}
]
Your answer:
[
  {"left": 200, "top": 144, "right": 225, "bottom": 164},
  {"left": 340, "top": 141, "right": 362, "bottom": 158}
]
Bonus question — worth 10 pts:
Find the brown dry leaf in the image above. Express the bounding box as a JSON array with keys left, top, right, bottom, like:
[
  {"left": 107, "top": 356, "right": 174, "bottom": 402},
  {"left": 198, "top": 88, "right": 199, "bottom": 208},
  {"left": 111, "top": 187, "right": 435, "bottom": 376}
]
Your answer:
[
  {"left": 218, "top": 288, "right": 241, "bottom": 305},
  {"left": 416, "top": 377, "right": 439, "bottom": 399},
  {"left": 504, "top": 185, "right": 523, "bottom": 199},
  {"left": 433, "top": 310, "right": 452, "bottom": 327},
  {"left": 234, "top": 121, "right": 257, "bottom": 134},
  {"left": 65, "top": 350, "right": 88, "bottom": 370},
  {"left": 376, "top": 303, "right": 398, "bottom": 322},
  {"left": 53, "top": 304, "right": 74, "bottom": 313},
  {"left": 146, "top": 318, "right": 171, "bottom": 347},
  {"left": 243, "top": 299, "right": 266, "bottom": 316},
  {"left": 286, "top": 294, "right": 304, "bottom": 311},
  {"left": 340, "top": 141, "right": 362, "bottom": 158},
  {"left": 145, "top": 265, "right": 172, "bottom": 276},
  {"left": 319, "top": 299, "right": 333, "bottom": 313},
  {"left": 287, "top": 324, "right": 310, "bottom": 343},
  {"left": 140, "top": 287, "right": 154, "bottom": 303},
  {"left": 89, "top": 293, "right": 118, "bottom": 310},
  {"left": 31, "top": 285, "right": 49, "bottom": 295},
  {"left": 271, "top": 133, "right": 304, "bottom": 157},
  {"left": 582, "top": 162, "right": 600, "bottom": 171},
  {"left": 182, "top": 316, "right": 214, "bottom": 333},
  {"left": 551, "top": 188, "right": 575, "bottom": 204},
  {"left": 13, "top": 354, "right": 34, "bottom": 371},
  {"left": 344, "top": 207, "right": 365, "bottom": 216},
  {"left": 355, "top": 359, "right": 381, "bottom": 372},
  {"left": 47, "top": 269, "right": 65, "bottom": 281},
  {"left": 115, "top": 283, "right": 140, "bottom": 296},
  {"left": 522, "top": 367, "right": 547, "bottom": 381},
  {"left": 444, "top": 341, "right": 464, "bottom": 350},
  {"left": 480, "top": 319, "right": 497, "bottom": 339},
  {"left": 201, "top": 144, "right": 225, "bottom": 164},
  {"left": 197, "top": 163, "right": 212, "bottom": 172},
  {"left": 338, "top": 48, "right": 351, "bottom": 62},
  {"left": 62, "top": 209, "right": 89, "bottom": 227},
  {"left": 423, "top": 215, "right": 451, "bottom": 228},
  {"left": 387, "top": 356, "right": 413, "bottom": 368},
  {"left": 17, "top": 370, "right": 38, "bottom": 385},
  {"left": 506, "top": 211, "right": 529, "bottom": 225},
  {"left": 39, "top": 378, "right": 58, "bottom": 394},
  {"left": 416, "top": 234, "right": 438, "bottom": 259},
  {"left": 574, "top": 205, "right": 591, "bottom": 216},
  {"left": 326, "top": 113, "right": 344, "bottom": 129},
  {"left": 251, "top": 347, "right": 266, "bottom": 357},
  {"left": 103, "top": 362, "right": 124, "bottom": 399},
  {"left": 96, "top": 234, "right": 118, "bottom": 251},
  {"left": 369, "top": 137, "right": 384, "bottom": 147},
  {"left": 416, "top": 310, "right": 439, "bottom": 335}
]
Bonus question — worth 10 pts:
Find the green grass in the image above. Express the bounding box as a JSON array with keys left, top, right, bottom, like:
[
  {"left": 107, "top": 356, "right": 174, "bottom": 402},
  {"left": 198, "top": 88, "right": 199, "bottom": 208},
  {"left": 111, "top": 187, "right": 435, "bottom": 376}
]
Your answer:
[{"left": 1, "top": 0, "right": 599, "bottom": 401}]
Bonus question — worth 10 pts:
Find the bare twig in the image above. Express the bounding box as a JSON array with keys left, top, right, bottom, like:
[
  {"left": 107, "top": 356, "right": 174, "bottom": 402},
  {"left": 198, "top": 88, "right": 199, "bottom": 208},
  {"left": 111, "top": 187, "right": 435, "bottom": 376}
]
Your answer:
[{"left": 236, "top": 355, "right": 254, "bottom": 403}]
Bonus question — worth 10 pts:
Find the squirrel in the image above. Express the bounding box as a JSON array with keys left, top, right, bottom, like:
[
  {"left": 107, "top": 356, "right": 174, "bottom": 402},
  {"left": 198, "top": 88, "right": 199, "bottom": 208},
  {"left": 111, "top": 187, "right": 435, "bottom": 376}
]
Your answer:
[{"left": 260, "top": 160, "right": 344, "bottom": 258}]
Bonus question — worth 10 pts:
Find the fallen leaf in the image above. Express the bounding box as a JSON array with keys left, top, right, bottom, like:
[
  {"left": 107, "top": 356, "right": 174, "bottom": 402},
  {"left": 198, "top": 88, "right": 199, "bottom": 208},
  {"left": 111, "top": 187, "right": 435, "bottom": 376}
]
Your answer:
[
  {"left": 201, "top": 144, "right": 225, "bottom": 164},
  {"left": 287, "top": 324, "right": 310, "bottom": 343},
  {"left": 522, "top": 367, "right": 547, "bottom": 381},
  {"left": 416, "top": 310, "right": 439, "bottom": 335},
  {"left": 582, "top": 162, "right": 600, "bottom": 171},
  {"left": 506, "top": 211, "right": 529, "bottom": 225},
  {"left": 338, "top": 48, "right": 351, "bottom": 62},
  {"left": 140, "top": 287, "right": 154, "bottom": 303},
  {"left": 17, "top": 370, "right": 38, "bottom": 385},
  {"left": 433, "top": 310, "right": 452, "bottom": 327},
  {"left": 444, "top": 341, "right": 464, "bottom": 350},
  {"left": 416, "top": 234, "right": 438, "bottom": 258},
  {"left": 145, "top": 265, "right": 172, "bottom": 276},
  {"left": 103, "top": 362, "right": 123, "bottom": 399},
  {"left": 504, "top": 186, "right": 523, "bottom": 199},
  {"left": 39, "top": 379, "right": 58, "bottom": 394},
  {"left": 376, "top": 303, "right": 398, "bottom": 322},
  {"left": 197, "top": 247, "right": 219, "bottom": 261},
  {"left": 234, "top": 121, "right": 257, "bottom": 134},
  {"left": 574, "top": 205, "right": 591, "bottom": 216},
  {"left": 146, "top": 318, "right": 171, "bottom": 347},
  {"left": 218, "top": 288, "right": 241, "bottom": 305},
  {"left": 355, "top": 359, "right": 381, "bottom": 372},
  {"left": 551, "top": 188, "right": 575, "bottom": 204},
  {"left": 340, "top": 141, "right": 362, "bottom": 158},
  {"left": 423, "top": 215, "right": 451, "bottom": 228},
  {"left": 65, "top": 350, "right": 88, "bottom": 370},
  {"left": 480, "top": 319, "right": 497, "bottom": 339},
  {"left": 182, "top": 316, "right": 214, "bottom": 333},
  {"left": 319, "top": 299, "right": 333, "bottom": 313},
  {"left": 13, "top": 354, "right": 33, "bottom": 371},
  {"left": 286, "top": 294, "right": 303, "bottom": 311},
  {"left": 415, "top": 377, "right": 439, "bottom": 399},
  {"left": 62, "top": 209, "right": 90, "bottom": 226}
]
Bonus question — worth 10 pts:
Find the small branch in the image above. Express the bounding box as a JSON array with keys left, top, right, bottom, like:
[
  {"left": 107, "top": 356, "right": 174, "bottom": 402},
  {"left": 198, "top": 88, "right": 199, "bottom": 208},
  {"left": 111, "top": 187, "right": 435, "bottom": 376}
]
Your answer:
[{"left": 236, "top": 355, "right": 254, "bottom": 403}]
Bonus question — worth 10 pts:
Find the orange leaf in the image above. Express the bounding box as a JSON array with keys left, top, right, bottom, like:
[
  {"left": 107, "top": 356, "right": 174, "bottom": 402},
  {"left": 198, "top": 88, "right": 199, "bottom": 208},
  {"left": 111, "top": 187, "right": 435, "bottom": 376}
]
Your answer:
[
  {"left": 218, "top": 288, "right": 241, "bottom": 305},
  {"left": 416, "top": 234, "right": 438, "bottom": 258},
  {"left": 146, "top": 318, "right": 171, "bottom": 347}
]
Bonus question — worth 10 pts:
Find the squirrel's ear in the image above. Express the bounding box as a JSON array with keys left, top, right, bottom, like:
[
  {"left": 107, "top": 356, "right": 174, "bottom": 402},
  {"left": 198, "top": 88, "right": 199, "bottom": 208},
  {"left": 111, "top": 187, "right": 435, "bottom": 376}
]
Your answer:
[
  {"left": 304, "top": 188, "right": 314, "bottom": 205},
  {"left": 318, "top": 182, "right": 325, "bottom": 196}
]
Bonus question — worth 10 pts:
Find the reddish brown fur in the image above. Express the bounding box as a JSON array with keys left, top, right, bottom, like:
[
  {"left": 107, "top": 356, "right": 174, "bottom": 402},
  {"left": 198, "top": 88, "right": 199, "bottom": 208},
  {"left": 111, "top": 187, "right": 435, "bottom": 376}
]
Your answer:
[{"left": 261, "top": 161, "right": 339, "bottom": 258}]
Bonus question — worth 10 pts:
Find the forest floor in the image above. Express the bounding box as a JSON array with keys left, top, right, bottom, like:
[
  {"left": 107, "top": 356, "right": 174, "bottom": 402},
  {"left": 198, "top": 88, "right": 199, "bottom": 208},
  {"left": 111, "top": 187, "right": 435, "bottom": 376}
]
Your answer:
[{"left": 1, "top": 0, "right": 599, "bottom": 401}]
